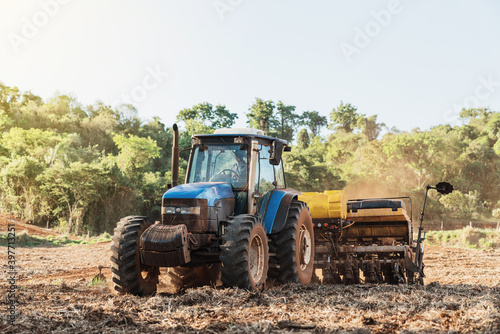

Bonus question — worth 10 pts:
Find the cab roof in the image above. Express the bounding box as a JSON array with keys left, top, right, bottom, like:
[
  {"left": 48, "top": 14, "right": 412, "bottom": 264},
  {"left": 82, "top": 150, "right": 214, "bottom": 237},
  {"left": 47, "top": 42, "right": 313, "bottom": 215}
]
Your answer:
[
  {"left": 192, "top": 129, "right": 288, "bottom": 145},
  {"left": 214, "top": 128, "right": 264, "bottom": 135}
]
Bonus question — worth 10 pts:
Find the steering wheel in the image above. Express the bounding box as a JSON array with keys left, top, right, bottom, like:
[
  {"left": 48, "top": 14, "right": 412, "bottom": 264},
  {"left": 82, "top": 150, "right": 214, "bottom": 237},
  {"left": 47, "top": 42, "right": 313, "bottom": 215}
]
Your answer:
[
  {"left": 209, "top": 169, "right": 239, "bottom": 182},
  {"left": 216, "top": 169, "right": 239, "bottom": 178}
]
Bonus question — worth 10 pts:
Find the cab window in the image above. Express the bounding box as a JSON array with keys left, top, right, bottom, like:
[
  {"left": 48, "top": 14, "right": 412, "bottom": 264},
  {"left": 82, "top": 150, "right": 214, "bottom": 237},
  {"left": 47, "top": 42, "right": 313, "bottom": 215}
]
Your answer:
[
  {"left": 274, "top": 160, "right": 285, "bottom": 188},
  {"left": 255, "top": 145, "right": 275, "bottom": 195},
  {"left": 188, "top": 143, "right": 248, "bottom": 189}
]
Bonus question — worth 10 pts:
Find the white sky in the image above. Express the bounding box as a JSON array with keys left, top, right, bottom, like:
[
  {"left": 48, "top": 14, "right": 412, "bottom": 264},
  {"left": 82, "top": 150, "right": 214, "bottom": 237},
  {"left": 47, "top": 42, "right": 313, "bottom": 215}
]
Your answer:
[{"left": 1, "top": 0, "right": 500, "bottom": 132}]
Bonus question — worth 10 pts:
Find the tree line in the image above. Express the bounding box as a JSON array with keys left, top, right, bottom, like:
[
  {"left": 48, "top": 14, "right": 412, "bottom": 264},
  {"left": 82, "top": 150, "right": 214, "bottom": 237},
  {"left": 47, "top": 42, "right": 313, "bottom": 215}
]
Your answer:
[{"left": 1, "top": 82, "right": 499, "bottom": 235}]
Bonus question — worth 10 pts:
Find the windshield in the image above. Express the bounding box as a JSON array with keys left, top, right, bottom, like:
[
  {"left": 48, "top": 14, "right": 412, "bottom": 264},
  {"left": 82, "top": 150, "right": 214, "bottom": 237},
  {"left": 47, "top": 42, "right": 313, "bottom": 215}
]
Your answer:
[{"left": 188, "top": 143, "right": 248, "bottom": 189}]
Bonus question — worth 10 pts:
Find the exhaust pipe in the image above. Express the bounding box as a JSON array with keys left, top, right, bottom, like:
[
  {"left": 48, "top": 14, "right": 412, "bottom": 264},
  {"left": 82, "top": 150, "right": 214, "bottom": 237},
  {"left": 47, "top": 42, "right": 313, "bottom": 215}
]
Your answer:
[{"left": 171, "top": 123, "right": 179, "bottom": 187}]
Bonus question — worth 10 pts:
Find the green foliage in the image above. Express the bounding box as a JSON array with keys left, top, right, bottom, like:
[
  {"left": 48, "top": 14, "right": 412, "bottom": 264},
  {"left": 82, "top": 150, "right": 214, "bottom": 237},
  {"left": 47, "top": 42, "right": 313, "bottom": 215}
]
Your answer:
[
  {"left": 329, "top": 101, "right": 360, "bottom": 133},
  {"left": 296, "top": 129, "right": 310, "bottom": 149},
  {"left": 0, "top": 83, "right": 169, "bottom": 235},
  {"left": 276, "top": 101, "right": 300, "bottom": 142},
  {"left": 2, "top": 127, "right": 65, "bottom": 161},
  {"left": 284, "top": 136, "right": 345, "bottom": 192},
  {"left": 89, "top": 275, "right": 107, "bottom": 287},
  {"left": 440, "top": 190, "right": 488, "bottom": 219},
  {"left": 2, "top": 80, "right": 500, "bottom": 235},
  {"left": 301, "top": 111, "right": 327, "bottom": 137},
  {"left": 247, "top": 98, "right": 305, "bottom": 142},
  {"left": 357, "top": 114, "right": 384, "bottom": 141},
  {"left": 0, "top": 83, "right": 20, "bottom": 113},
  {"left": 113, "top": 133, "right": 161, "bottom": 182},
  {"left": 329, "top": 102, "right": 384, "bottom": 141},
  {"left": 246, "top": 98, "right": 278, "bottom": 135},
  {"left": 0, "top": 230, "right": 112, "bottom": 246},
  {"left": 141, "top": 171, "right": 168, "bottom": 218},
  {"left": 37, "top": 162, "right": 108, "bottom": 234},
  {"left": 427, "top": 227, "right": 500, "bottom": 249},
  {"left": 0, "top": 156, "right": 45, "bottom": 221},
  {"left": 492, "top": 207, "right": 500, "bottom": 219},
  {"left": 0, "top": 110, "right": 13, "bottom": 131},
  {"left": 177, "top": 102, "right": 237, "bottom": 135}
]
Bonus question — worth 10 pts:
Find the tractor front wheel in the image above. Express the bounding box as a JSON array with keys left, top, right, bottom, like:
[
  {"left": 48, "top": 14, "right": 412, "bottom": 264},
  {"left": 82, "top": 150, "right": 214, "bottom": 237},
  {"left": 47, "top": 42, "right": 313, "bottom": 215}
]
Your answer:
[
  {"left": 110, "top": 216, "right": 159, "bottom": 296},
  {"left": 220, "top": 215, "right": 268, "bottom": 291}
]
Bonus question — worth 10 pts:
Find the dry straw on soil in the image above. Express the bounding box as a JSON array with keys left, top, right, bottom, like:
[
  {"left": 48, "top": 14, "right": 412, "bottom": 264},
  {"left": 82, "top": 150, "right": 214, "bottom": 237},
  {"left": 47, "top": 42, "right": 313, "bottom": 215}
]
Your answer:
[{"left": 2, "top": 281, "right": 499, "bottom": 333}]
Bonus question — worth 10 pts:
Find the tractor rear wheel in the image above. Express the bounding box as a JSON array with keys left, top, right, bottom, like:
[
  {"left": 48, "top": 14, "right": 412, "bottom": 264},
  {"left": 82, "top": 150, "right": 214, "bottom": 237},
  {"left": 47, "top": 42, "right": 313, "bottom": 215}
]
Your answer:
[
  {"left": 270, "top": 201, "right": 315, "bottom": 284},
  {"left": 220, "top": 215, "right": 268, "bottom": 291},
  {"left": 110, "top": 216, "right": 159, "bottom": 296},
  {"left": 167, "top": 264, "right": 220, "bottom": 292}
]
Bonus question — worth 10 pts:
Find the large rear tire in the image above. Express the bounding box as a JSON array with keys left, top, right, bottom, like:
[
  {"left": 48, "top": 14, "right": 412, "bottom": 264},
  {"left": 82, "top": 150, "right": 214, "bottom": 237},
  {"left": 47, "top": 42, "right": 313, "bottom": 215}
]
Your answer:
[
  {"left": 270, "top": 201, "right": 314, "bottom": 284},
  {"left": 220, "top": 215, "right": 268, "bottom": 291},
  {"left": 167, "top": 264, "right": 220, "bottom": 291},
  {"left": 110, "top": 216, "right": 159, "bottom": 296}
]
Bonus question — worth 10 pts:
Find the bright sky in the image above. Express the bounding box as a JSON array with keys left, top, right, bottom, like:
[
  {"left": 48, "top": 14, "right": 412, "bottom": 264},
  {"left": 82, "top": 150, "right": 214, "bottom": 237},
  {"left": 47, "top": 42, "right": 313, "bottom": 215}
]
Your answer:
[{"left": 1, "top": 0, "right": 500, "bottom": 132}]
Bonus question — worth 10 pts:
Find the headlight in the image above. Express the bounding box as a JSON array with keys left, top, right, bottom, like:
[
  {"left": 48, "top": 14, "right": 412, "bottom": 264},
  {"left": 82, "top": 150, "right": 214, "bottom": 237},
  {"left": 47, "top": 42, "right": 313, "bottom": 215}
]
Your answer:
[
  {"left": 162, "top": 206, "right": 200, "bottom": 215},
  {"left": 181, "top": 206, "right": 201, "bottom": 215},
  {"left": 163, "top": 207, "right": 176, "bottom": 214}
]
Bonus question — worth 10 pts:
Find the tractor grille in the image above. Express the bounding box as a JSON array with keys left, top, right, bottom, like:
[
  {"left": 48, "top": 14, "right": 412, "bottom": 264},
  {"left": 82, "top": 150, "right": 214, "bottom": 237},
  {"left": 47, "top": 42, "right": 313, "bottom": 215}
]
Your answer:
[{"left": 161, "top": 198, "right": 210, "bottom": 233}]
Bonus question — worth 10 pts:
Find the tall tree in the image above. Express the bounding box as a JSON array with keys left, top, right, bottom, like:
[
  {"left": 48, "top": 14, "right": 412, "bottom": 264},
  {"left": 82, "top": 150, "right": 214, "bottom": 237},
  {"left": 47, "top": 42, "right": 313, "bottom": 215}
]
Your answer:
[
  {"left": 276, "top": 101, "right": 300, "bottom": 142},
  {"left": 329, "top": 101, "right": 360, "bottom": 133},
  {"left": 246, "top": 98, "right": 278, "bottom": 135},
  {"left": 357, "top": 114, "right": 385, "bottom": 141},
  {"left": 0, "top": 83, "right": 20, "bottom": 113},
  {"left": 177, "top": 102, "right": 237, "bottom": 135},
  {"left": 297, "top": 129, "right": 310, "bottom": 149},
  {"left": 301, "top": 111, "right": 327, "bottom": 137}
]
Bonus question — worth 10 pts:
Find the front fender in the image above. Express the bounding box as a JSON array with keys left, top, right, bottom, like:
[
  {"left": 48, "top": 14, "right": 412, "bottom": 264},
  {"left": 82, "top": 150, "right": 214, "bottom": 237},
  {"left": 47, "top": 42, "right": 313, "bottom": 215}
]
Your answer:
[{"left": 262, "top": 188, "right": 301, "bottom": 234}]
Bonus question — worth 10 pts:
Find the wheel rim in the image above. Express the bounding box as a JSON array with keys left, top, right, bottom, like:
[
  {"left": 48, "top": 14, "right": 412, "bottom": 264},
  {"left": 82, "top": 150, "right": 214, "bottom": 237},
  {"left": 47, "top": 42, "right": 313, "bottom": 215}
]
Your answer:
[
  {"left": 249, "top": 234, "right": 265, "bottom": 283},
  {"left": 299, "top": 225, "right": 312, "bottom": 271}
]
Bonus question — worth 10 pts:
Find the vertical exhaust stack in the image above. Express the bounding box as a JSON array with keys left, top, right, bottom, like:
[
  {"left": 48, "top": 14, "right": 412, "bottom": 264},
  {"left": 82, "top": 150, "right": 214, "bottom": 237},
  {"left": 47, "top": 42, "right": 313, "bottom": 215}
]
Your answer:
[{"left": 171, "top": 124, "right": 179, "bottom": 187}]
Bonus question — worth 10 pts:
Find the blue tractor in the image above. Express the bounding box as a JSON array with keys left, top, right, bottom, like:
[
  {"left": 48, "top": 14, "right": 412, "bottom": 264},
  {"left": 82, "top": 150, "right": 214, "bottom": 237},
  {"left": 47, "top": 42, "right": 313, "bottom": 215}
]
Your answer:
[{"left": 110, "top": 125, "right": 315, "bottom": 295}]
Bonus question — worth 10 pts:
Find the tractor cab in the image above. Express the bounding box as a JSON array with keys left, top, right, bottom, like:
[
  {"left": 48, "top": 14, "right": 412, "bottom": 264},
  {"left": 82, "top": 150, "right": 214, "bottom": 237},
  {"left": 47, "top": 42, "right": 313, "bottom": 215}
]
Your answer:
[{"left": 166, "top": 128, "right": 290, "bottom": 222}]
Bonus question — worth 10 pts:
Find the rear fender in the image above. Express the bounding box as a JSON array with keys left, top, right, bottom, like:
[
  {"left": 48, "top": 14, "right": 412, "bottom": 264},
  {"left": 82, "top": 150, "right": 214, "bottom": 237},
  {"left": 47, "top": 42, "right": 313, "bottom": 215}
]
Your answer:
[{"left": 262, "top": 188, "right": 301, "bottom": 233}]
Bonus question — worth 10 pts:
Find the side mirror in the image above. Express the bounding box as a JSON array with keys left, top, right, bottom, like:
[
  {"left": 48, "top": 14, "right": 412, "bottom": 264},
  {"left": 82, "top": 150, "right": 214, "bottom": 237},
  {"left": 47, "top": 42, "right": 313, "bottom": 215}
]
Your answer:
[
  {"left": 269, "top": 140, "right": 284, "bottom": 165},
  {"left": 434, "top": 182, "right": 454, "bottom": 195}
]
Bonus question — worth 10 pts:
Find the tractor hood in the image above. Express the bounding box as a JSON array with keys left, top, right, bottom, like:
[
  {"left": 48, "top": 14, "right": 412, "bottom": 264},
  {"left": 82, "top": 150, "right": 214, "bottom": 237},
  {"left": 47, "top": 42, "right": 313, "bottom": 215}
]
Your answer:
[{"left": 163, "top": 182, "right": 234, "bottom": 207}]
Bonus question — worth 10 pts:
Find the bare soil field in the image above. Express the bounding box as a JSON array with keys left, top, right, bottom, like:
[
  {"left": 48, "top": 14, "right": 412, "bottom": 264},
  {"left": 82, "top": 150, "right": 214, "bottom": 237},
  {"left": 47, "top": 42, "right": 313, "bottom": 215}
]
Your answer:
[{"left": 1, "top": 217, "right": 499, "bottom": 333}]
